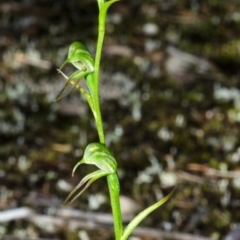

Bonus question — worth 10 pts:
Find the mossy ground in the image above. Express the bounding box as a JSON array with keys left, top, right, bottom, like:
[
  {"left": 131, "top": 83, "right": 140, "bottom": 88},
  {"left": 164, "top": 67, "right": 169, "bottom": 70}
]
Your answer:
[{"left": 1, "top": 0, "right": 240, "bottom": 239}]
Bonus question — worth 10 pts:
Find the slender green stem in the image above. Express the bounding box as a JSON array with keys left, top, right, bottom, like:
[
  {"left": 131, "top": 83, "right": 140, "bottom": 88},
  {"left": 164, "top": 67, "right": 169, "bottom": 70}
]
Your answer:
[
  {"left": 94, "top": 4, "right": 123, "bottom": 240},
  {"left": 93, "top": 11, "right": 106, "bottom": 144},
  {"left": 107, "top": 174, "right": 123, "bottom": 240}
]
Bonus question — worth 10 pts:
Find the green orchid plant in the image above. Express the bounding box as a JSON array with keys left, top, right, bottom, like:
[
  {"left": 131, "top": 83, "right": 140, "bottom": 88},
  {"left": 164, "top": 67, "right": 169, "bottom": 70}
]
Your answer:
[{"left": 55, "top": 0, "right": 175, "bottom": 239}]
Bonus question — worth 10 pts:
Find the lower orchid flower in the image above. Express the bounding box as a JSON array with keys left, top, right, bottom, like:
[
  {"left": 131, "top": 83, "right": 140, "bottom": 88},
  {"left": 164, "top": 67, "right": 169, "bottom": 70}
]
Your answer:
[{"left": 63, "top": 142, "right": 117, "bottom": 206}]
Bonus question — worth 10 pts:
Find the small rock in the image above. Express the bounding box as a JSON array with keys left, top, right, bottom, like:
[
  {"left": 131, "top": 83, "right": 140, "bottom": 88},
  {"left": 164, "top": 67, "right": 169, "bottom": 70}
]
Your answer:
[
  {"left": 225, "top": 226, "right": 240, "bottom": 240},
  {"left": 142, "top": 23, "right": 159, "bottom": 36}
]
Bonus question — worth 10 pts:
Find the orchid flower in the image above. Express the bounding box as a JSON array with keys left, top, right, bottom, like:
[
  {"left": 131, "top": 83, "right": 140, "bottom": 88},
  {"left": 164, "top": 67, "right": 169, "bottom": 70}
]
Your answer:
[
  {"left": 55, "top": 42, "right": 95, "bottom": 101},
  {"left": 62, "top": 142, "right": 117, "bottom": 206}
]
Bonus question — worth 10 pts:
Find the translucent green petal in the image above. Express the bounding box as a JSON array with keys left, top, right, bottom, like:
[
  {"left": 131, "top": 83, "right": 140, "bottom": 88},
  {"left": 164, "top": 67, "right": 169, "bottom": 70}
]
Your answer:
[
  {"left": 62, "top": 42, "right": 95, "bottom": 72},
  {"left": 80, "top": 143, "right": 117, "bottom": 173},
  {"left": 67, "top": 42, "right": 89, "bottom": 57},
  {"left": 66, "top": 53, "right": 94, "bottom": 72}
]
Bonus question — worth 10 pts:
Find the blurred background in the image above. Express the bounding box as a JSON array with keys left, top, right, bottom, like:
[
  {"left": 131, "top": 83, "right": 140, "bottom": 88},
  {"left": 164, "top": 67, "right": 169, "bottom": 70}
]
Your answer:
[{"left": 1, "top": 0, "right": 240, "bottom": 239}]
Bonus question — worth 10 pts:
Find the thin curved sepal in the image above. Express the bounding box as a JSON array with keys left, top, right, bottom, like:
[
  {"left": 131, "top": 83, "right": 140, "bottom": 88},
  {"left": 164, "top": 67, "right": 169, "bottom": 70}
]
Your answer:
[
  {"left": 62, "top": 170, "right": 108, "bottom": 206},
  {"left": 55, "top": 69, "right": 94, "bottom": 110},
  {"left": 55, "top": 69, "right": 90, "bottom": 101}
]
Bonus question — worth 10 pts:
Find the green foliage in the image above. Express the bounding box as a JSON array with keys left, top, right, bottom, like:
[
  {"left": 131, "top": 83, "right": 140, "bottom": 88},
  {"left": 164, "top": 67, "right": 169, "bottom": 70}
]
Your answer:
[{"left": 56, "top": 0, "right": 174, "bottom": 239}]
